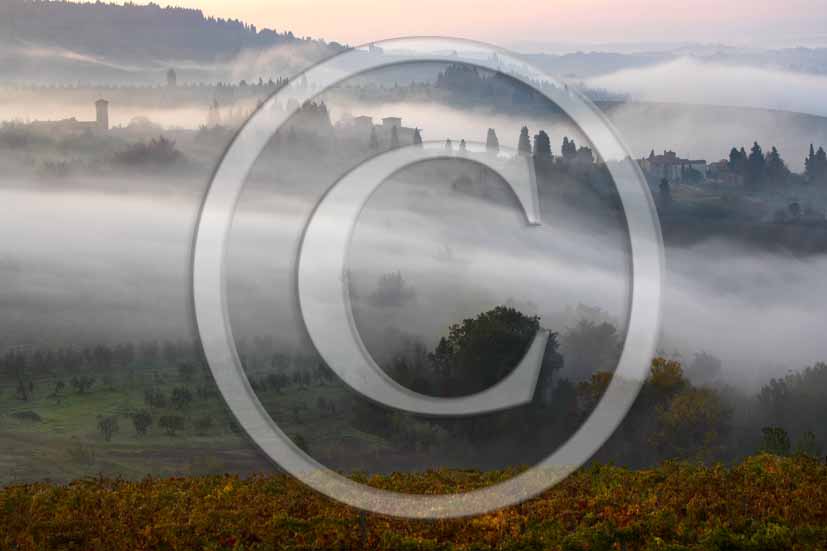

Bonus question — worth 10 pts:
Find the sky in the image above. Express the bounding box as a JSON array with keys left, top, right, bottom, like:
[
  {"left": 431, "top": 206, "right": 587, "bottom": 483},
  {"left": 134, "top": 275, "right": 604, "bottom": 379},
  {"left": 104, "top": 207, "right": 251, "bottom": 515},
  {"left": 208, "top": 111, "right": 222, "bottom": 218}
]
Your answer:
[{"left": 155, "top": 0, "right": 827, "bottom": 50}]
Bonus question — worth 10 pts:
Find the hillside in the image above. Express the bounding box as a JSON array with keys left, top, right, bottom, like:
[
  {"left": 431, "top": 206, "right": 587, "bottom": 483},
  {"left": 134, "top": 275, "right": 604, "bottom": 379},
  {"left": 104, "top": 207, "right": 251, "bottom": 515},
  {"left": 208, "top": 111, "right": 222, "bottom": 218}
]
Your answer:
[
  {"left": 0, "top": 0, "right": 341, "bottom": 61},
  {"left": 0, "top": 0, "right": 343, "bottom": 83}
]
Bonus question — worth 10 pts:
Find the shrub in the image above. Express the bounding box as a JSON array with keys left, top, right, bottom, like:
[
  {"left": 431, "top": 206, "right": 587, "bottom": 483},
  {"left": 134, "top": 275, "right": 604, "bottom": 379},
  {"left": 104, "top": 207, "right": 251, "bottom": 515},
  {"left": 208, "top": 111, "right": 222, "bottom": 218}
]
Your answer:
[
  {"left": 114, "top": 136, "right": 182, "bottom": 166},
  {"left": 144, "top": 387, "right": 167, "bottom": 409},
  {"left": 97, "top": 415, "right": 120, "bottom": 442},
  {"left": 171, "top": 387, "right": 193, "bottom": 410},
  {"left": 70, "top": 375, "right": 95, "bottom": 394},
  {"left": 0, "top": 455, "right": 825, "bottom": 550},
  {"left": 158, "top": 415, "right": 186, "bottom": 436},
  {"left": 762, "top": 426, "right": 791, "bottom": 456},
  {"left": 10, "top": 410, "right": 42, "bottom": 422},
  {"left": 131, "top": 410, "right": 153, "bottom": 436}
]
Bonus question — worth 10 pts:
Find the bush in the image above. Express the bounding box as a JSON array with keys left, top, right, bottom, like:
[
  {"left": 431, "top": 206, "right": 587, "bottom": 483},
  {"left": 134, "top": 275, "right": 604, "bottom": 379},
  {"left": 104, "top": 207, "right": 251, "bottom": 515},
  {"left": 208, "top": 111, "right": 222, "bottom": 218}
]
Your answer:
[
  {"left": 171, "top": 387, "right": 193, "bottom": 410},
  {"left": 70, "top": 375, "right": 96, "bottom": 394},
  {"left": 114, "top": 135, "right": 182, "bottom": 166},
  {"left": 130, "top": 410, "right": 153, "bottom": 436},
  {"left": 9, "top": 410, "right": 42, "bottom": 422},
  {"left": 144, "top": 387, "right": 167, "bottom": 409},
  {"left": 97, "top": 415, "right": 120, "bottom": 442},
  {"left": 762, "top": 426, "right": 791, "bottom": 456},
  {"left": 158, "top": 415, "right": 186, "bottom": 436}
]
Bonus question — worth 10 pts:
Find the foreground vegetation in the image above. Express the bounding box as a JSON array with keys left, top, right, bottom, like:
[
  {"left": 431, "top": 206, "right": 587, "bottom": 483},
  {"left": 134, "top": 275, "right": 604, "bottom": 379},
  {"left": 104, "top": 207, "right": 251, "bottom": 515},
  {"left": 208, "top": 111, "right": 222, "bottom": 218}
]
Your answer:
[{"left": 1, "top": 454, "right": 825, "bottom": 550}]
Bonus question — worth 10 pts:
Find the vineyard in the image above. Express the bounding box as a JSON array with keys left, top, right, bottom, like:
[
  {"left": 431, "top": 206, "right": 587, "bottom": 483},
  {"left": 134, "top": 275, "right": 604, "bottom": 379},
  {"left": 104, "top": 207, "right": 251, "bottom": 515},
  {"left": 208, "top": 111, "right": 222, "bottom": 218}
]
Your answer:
[{"left": 1, "top": 454, "right": 826, "bottom": 550}]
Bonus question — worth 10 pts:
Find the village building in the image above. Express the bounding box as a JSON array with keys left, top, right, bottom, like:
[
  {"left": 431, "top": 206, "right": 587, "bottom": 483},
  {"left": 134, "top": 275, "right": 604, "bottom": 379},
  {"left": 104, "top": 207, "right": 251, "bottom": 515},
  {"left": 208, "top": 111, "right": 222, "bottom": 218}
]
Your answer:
[
  {"left": 335, "top": 114, "right": 418, "bottom": 146},
  {"left": 28, "top": 99, "right": 109, "bottom": 135},
  {"left": 640, "top": 150, "right": 707, "bottom": 183},
  {"left": 706, "top": 159, "right": 744, "bottom": 186}
]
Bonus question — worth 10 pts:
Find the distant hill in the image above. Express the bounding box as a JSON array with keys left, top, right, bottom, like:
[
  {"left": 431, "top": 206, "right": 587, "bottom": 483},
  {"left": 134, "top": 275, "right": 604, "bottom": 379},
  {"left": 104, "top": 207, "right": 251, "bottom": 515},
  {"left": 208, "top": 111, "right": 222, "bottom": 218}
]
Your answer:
[
  {"left": 0, "top": 0, "right": 344, "bottom": 83},
  {"left": 523, "top": 46, "right": 827, "bottom": 80}
]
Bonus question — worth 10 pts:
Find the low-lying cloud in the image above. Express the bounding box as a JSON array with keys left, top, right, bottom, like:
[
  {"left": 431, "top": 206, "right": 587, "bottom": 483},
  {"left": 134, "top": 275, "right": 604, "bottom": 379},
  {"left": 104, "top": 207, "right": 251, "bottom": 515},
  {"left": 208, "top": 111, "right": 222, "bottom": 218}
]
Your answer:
[{"left": 588, "top": 57, "right": 827, "bottom": 118}]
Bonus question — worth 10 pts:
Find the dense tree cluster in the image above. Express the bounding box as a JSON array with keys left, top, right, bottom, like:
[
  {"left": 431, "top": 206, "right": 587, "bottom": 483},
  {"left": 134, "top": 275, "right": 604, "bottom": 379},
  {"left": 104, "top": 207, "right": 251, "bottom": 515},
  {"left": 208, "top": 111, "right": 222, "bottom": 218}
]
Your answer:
[
  {"left": 727, "top": 141, "right": 793, "bottom": 188},
  {"left": 114, "top": 136, "right": 182, "bottom": 166}
]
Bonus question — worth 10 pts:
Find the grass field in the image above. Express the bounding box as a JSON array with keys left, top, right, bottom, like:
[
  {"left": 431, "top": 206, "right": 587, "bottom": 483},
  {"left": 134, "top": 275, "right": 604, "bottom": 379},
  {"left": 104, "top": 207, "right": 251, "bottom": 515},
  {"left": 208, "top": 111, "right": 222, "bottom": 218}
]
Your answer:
[
  {"left": 1, "top": 454, "right": 826, "bottom": 550},
  {"left": 0, "top": 361, "right": 404, "bottom": 485}
]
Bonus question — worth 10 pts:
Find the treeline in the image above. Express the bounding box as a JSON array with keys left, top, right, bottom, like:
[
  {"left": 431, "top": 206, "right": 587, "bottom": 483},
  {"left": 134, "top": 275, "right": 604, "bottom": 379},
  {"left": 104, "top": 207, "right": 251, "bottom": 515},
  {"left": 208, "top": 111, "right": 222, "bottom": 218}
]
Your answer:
[
  {"left": 0, "top": 336, "right": 327, "bottom": 396},
  {"left": 340, "top": 307, "right": 826, "bottom": 467},
  {"left": 3, "top": 306, "right": 827, "bottom": 468},
  {"left": 727, "top": 141, "right": 827, "bottom": 188}
]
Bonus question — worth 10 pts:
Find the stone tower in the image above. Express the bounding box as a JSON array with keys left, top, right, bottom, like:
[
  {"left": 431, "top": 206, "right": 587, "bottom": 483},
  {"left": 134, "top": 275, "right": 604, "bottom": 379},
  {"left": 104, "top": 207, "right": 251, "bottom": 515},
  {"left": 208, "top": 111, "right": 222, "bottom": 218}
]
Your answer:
[{"left": 95, "top": 99, "right": 109, "bottom": 131}]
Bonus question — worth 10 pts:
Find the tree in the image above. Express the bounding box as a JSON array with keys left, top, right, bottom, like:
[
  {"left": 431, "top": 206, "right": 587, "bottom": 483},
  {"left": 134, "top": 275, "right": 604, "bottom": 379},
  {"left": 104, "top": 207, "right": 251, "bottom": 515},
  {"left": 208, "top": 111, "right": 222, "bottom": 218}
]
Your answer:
[
  {"left": 649, "top": 358, "right": 687, "bottom": 389},
  {"left": 131, "top": 410, "right": 153, "bottom": 436},
  {"left": 805, "top": 143, "right": 816, "bottom": 181},
  {"left": 728, "top": 147, "right": 744, "bottom": 173},
  {"left": 114, "top": 135, "right": 181, "bottom": 166},
  {"left": 651, "top": 387, "right": 730, "bottom": 460},
  {"left": 746, "top": 141, "right": 766, "bottom": 188},
  {"left": 533, "top": 130, "right": 551, "bottom": 158},
  {"left": 561, "top": 137, "right": 577, "bottom": 161},
  {"left": 485, "top": 128, "right": 499, "bottom": 154},
  {"left": 762, "top": 426, "right": 791, "bottom": 455},
  {"left": 810, "top": 146, "right": 827, "bottom": 183},
  {"left": 171, "top": 387, "right": 193, "bottom": 410},
  {"left": 577, "top": 371, "right": 614, "bottom": 414},
  {"left": 4, "top": 352, "right": 30, "bottom": 401},
  {"left": 517, "top": 126, "right": 531, "bottom": 155},
  {"left": 765, "top": 146, "right": 788, "bottom": 184},
  {"left": 575, "top": 146, "right": 595, "bottom": 164},
  {"left": 816, "top": 146, "right": 827, "bottom": 172},
  {"left": 159, "top": 415, "right": 186, "bottom": 436},
  {"left": 97, "top": 415, "right": 119, "bottom": 442},
  {"left": 144, "top": 387, "right": 167, "bottom": 408},
  {"left": 795, "top": 431, "right": 821, "bottom": 457},
  {"left": 70, "top": 375, "right": 95, "bottom": 394},
  {"left": 429, "top": 337, "right": 453, "bottom": 379},
  {"left": 435, "top": 306, "right": 545, "bottom": 395},
  {"left": 412, "top": 127, "right": 422, "bottom": 146}
]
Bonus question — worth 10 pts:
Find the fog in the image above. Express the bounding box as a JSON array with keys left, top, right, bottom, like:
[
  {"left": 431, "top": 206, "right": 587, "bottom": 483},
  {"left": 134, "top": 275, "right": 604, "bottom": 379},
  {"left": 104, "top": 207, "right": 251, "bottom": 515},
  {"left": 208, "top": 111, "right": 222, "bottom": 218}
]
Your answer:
[
  {"left": 589, "top": 57, "right": 827, "bottom": 119},
  {"left": 2, "top": 164, "right": 827, "bottom": 392},
  {"left": 4, "top": 60, "right": 827, "bottom": 394}
]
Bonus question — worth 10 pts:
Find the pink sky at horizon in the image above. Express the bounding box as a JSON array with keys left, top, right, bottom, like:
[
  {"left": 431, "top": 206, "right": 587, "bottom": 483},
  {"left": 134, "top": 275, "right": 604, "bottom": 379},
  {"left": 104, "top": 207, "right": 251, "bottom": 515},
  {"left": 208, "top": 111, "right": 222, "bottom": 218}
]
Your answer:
[{"left": 145, "top": 0, "right": 825, "bottom": 49}]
